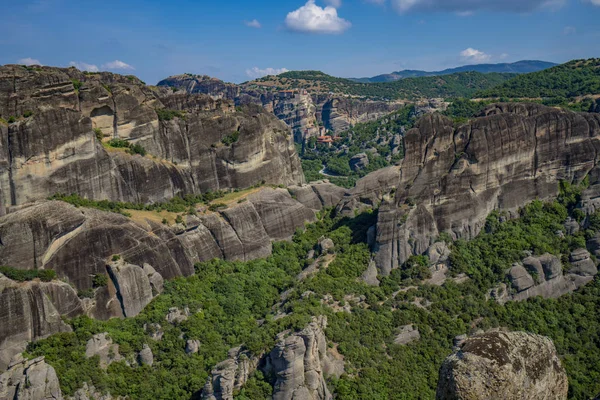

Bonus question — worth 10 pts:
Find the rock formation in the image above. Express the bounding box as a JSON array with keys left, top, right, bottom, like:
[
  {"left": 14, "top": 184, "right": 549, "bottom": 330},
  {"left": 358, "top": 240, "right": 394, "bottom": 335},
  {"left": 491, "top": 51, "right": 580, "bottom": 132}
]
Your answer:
[
  {"left": 264, "top": 316, "right": 334, "bottom": 400},
  {"left": 201, "top": 347, "right": 260, "bottom": 400},
  {"left": 491, "top": 251, "right": 598, "bottom": 303},
  {"left": 107, "top": 260, "right": 160, "bottom": 318},
  {"left": 0, "top": 65, "right": 304, "bottom": 213},
  {"left": 0, "top": 356, "right": 63, "bottom": 400},
  {"left": 370, "top": 103, "right": 600, "bottom": 275},
  {"left": 0, "top": 274, "right": 80, "bottom": 371},
  {"left": 85, "top": 333, "right": 123, "bottom": 369},
  {"left": 436, "top": 331, "right": 568, "bottom": 400},
  {"left": 157, "top": 74, "right": 402, "bottom": 141}
]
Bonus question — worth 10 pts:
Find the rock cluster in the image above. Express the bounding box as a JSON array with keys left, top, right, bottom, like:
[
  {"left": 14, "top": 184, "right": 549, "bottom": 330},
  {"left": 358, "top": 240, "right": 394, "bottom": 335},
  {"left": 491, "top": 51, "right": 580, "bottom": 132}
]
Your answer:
[
  {"left": 370, "top": 103, "right": 600, "bottom": 275},
  {"left": 85, "top": 333, "right": 123, "bottom": 369},
  {"left": 436, "top": 331, "right": 568, "bottom": 400},
  {"left": 201, "top": 347, "right": 260, "bottom": 400}
]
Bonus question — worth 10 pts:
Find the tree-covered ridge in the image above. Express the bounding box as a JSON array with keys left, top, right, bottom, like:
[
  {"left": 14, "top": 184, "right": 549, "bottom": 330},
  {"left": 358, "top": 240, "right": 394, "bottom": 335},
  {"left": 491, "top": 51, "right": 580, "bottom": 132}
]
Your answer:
[
  {"left": 475, "top": 58, "right": 600, "bottom": 101},
  {"left": 248, "top": 71, "right": 516, "bottom": 101},
  {"left": 25, "top": 181, "right": 600, "bottom": 399}
]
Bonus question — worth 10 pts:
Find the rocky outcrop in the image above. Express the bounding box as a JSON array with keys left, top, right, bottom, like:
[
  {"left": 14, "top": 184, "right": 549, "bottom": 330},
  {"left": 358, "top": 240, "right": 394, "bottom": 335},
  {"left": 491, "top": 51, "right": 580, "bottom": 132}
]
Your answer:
[
  {"left": 137, "top": 344, "right": 153, "bottom": 366},
  {"left": 85, "top": 333, "right": 123, "bottom": 368},
  {"left": 349, "top": 153, "right": 369, "bottom": 172},
  {"left": 394, "top": 325, "right": 420, "bottom": 345},
  {"left": 490, "top": 252, "right": 597, "bottom": 304},
  {"left": 201, "top": 347, "right": 260, "bottom": 400},
  {"left": 264, "top": 316, "right": 334, "bottom": 400},
  {"left": 373, "top": 103, "right": 600, "bottom": 275},
  {"left": 436, "top": 331, "right": 568, "bottom": 400},
  {"left": 0, "top": 65, "right": 304, "bottom": 213},
  {"left": 107, "top": 260, "right": 160, "bottom": 318},
  {"left": 0, "top": 275, "right": 80, "bottom": 372},
  {"left": 157, "top": 74, "right": 403, "bottom": 142},
  {"left": 0, "top": 356, "right": 62, "bottom": 400}
]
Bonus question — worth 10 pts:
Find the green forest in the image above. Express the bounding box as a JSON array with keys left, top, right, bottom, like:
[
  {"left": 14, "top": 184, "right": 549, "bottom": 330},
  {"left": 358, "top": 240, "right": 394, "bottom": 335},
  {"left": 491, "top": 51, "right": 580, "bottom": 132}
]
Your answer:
[{"left": 27, "top": 180, "right": 600, "bottom": 399}]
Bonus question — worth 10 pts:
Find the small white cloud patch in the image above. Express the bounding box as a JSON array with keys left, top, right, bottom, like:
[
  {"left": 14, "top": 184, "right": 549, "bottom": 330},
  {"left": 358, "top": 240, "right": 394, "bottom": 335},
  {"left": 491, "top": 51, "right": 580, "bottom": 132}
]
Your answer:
[
  {"left": 102, "top": 60, "right": 135, "bottom": 70},
  {"left": 460, "top": 48, "right": 491, "bottom": 63},
  {"left": 246, "top": 67, "right": 290, "bottom": 80},
  {"left": 245, "top": 19, "right": 262, "bottom": 28},
  {"left": 69, "top": 61, "right": 99, "bottom": 72},
  {"left": 285, "top": 0, "right": 351, "bottom": 34},
  {"left": 18, "top": 57, "right": 41, "bottom": 66}
]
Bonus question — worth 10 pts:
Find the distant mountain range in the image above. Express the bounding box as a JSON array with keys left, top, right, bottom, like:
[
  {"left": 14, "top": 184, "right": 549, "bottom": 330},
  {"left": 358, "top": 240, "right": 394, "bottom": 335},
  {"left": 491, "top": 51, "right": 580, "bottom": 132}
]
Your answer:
[{"left": 351, "top": 60, "right": 557, "bottom": 83}]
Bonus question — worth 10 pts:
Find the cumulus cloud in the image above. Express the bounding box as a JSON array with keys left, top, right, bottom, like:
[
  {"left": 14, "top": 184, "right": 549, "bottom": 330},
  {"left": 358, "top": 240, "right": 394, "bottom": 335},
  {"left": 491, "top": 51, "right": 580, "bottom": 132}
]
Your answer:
[
  {"left": 587, "top": 0, "right": 600, "bottom": 5},
  {"left": 245, "top": 19, "right": 262, "bottom": 28},
  {"left": 391, "top": 0, "right": 566, "bottom": 14},
  {"left": 102, "top": 60, "right": 134, "bottom": 70},
  {"left": 18, "top": 57, "right": 41, "bottom": 66},
  {"left": 285, "top": 0, "right": 351, "bottom": 34},
  {"left": 246, "top": 67, "right": 290, "bottom": 79},
  {"left": 460, "top": 48, "right": 491, "bottom": 62},
  {"left": 69, "top": 61, "right": 99, "bottom": 72}
]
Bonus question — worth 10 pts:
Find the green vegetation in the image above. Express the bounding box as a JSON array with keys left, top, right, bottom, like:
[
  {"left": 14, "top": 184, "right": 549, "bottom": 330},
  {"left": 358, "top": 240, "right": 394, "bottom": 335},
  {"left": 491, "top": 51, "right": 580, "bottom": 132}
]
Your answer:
[
  {"left": 7, "top": 116, "right": 16, "bottom": 123},
  {"left": 221, "top": 131, "right": 240, "bottom": 146},
  {"left": 92, "top": 274, "right": 109, "bottom": 288},
  {"left": 254, "top": 71, "right": 515, "bottom": 101},
  {"left": 23, "top": 110, "right": 33, "bottom": 118},
  {"left": 71, "top": 79, "right": 83, "bottom": 93},
  {"left": 156, "top": 109, "right": 185, "bottom": 121},
  {"left": 49, "top": 192, "right": 228, "bottom": 216},
  {"left": 104, "top": 138, "right": 147, "bottom": 156},
  {"left": 93, "top": 128, "right": 104, "bottom": 141},
  {"left": 0, "top": 266, "right": 56, "bottom": 282},
  {"left": 301, "top": 105, "right": 413, "bottom": 188},
  {"left": 475, "top": 58, "right": 600, "bottom": 110}
]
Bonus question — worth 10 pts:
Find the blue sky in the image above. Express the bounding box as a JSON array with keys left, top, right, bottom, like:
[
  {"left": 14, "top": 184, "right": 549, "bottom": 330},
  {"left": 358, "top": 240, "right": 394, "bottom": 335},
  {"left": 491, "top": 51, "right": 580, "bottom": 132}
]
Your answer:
[{"left": 1, "top": 0, "right": 599, "bottom": 84}]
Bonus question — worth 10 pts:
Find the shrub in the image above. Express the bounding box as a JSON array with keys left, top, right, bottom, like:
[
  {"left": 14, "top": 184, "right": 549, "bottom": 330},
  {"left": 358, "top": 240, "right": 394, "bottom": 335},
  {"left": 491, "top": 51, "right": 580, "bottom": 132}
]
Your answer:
[
  {"left": 0, "top": 266, "right": 56, "bottom": 282},
  {"left": 156, "top": 109, "right": 184, "bottom": 121},
  {"left": 175, "top": 215, "right": 184, "bottom": 224},
  {"left": 23, "top": 110, "right": 33, "bottom": 118},
  {"left": 92, "top": 274, "right": 109, "bottom": 288},
  {"left": 128, "top": 144, "right": 147, "bottom": 157},
  {"left": 208, "top": 203, "right": 227, "bottom": 212},
  {"left": 71, "top": 79, "right": 82, "bottom": 92},
  {"left": 107, "top": 138, "right": 130, "bottom": 148},
  {"left": 93, "top": 128, "right": 103, "bottom": 141},
  {"left": 111, "top": 255, "right": 121, "bottom": 262},
  {"left": 221, "top": 131, "right": 240, "bottom": 146},
  {"left": 7, "top": 116, "right": 16, "bottom": 123}
]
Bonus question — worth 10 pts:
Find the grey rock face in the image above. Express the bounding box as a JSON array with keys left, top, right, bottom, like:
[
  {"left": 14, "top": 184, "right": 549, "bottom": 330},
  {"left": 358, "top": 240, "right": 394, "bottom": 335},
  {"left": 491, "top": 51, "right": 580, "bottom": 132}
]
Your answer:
[
  {"left": 265, "top": 316, "right": 333, "bottom": 400},
  {"left": 319, "top": 238, "right": 335, "bottom": 253},
  {"left": 426, "top": 242, "right": 451, "bottom": 265},
  {"left": 436, "top": 331, "right": 568, "bottom": 400},
  {"left": 394, "top": 325, "right": 420, "bottom": 345},
  {"left": 186, "top": 340, "right": 201, "bottom": 355},
  {"left": 360, "top": 260, "right": 380, "bottom": 287},
  {"left": 508, "top": 265, "right": 536, "bottom": 292},
  {"left": 0, "top": 356, "right": 62, "bottom": 400},
  {"left": 70, "top": 382, "right": 120, "bottom": 400},
  {"left": 0, "top": 276, "right": 78, "bottom": 372},
  {"left": 85, "top": 333, "right": 123, "bottom": 369},
  {"left": 569, "top": 248, "right": 598, "bottom": 276},
  {"left": 373, "top": 104, "right": 600, "bottom": 275},
  {"left": 349, "top": 153, "right": 369, "bottom": 172},
  {"left": 0, "top": 65, "right": 304, "bottom": 213},
  {"left": 165, "top": 307, "right": 190, "bottom": 324},
  {"left": 137, "top": 344, "right": 153, "bottom": 366},
  {"left": 107, "top": 261, "right": 157, "bottom": 318},
  {"left": 201, "top": 347, "right": 260, "bottom": 400}
]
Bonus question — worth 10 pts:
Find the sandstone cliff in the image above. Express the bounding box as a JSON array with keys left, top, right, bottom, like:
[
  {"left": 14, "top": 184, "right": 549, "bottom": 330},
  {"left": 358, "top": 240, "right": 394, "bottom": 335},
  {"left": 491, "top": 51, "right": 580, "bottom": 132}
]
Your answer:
[
  {"left": 370, "top": 103, "right": 600, "bottom": 274},
  {"left": 157, "top": 74, "right": 402, "bottom": 141},
  {"left": 0, "top": 356, "right": 63, "bottom": 400},
  {"left": 0, "top": 65, "right": 304, "bottom": 213},
  {"left": 436, "top": 331, "right": 568, "bottom": 400}
]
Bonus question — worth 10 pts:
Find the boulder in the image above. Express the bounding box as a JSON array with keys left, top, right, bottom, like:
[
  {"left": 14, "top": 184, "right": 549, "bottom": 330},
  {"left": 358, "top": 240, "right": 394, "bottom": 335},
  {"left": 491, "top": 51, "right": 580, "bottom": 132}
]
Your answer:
[
  {"left": 564, "top": 217, "right": 580, "bottom": 235},
  {"left": 166, "top": 307, "right": 190, "bottom": 324},
  {"left": 569, "top": 249, "right": 598, "bottom": 277},
  {"left": 436, "top": 331, "right": 568, "bottom": 400},
  {"left": 538, "top": 254, "right": 563, "bottom": 280},
  {"left": 394, "top": 325, "right": 420, "bottom": 345},
  {"left": 319, "top": 238, "right": 335, "bottom": 253},
  {"left": 426, "top": 242, "right": 451, "bottom": 265},
  {"left": 349, "top": 153, "right": 369, "bottom": 172},
  {"left": 138, "top": 344, "right": 153, "bottom": 366},
  {"left": 186, "top": 340, "right": 201, "bottom": 355},
  {"left": 0, "top": 356, "right": 62, "bottom": 400},
  {"left": 85, "top": 333, "right": 123, "bottom": 369},
  {"left": 508, "top": 265, "right": 535, "bottom": 292},
  {"left": 360, "top": 260, "right": 380, "bottom": 287}
]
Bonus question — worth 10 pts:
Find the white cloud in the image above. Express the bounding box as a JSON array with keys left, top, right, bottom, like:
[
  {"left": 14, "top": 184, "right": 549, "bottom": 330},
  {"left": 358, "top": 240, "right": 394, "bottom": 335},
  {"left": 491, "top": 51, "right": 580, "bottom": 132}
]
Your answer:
[
  {"left": 69, "top": 61, "right": 99, "bottom": 72},
  {"left": 285, "top": 0, "right": 351, "bottom": 34},
  {"left": 391, "top": 0, "right": 566, "bottom": 13},
  {"left": 18, "top": 57, "right": 41, "bottom": 66},
  {"left": 460, "top": 48, "right": 491, "bottom": 62},
  {"left": 102, "top": 60, "right": 135, "bottom": 70},
  {"left": 325, "top": 0, "right": 342, "bottom": 7},
  {"left": 246, "top": 67, "right": 290, "bottom": 79},
  {"left": 245, "top": 19, "right": 262, "bottom": 28}
]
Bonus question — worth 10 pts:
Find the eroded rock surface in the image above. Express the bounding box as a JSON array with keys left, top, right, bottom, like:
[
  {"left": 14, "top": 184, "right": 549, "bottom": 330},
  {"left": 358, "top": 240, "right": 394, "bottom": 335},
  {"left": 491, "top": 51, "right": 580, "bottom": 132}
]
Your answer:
[
  {"left": 0, "top": 356, "right": 62, "bottom": 400},
  {"left": 373, "top": 103, "right": 600, "bottom": 275},
  {"left": 201, "top": 347, "right": 260, "bottom": 400},
  {"left": 436, "top": 331, "right": 568, "bottom": 400}
]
